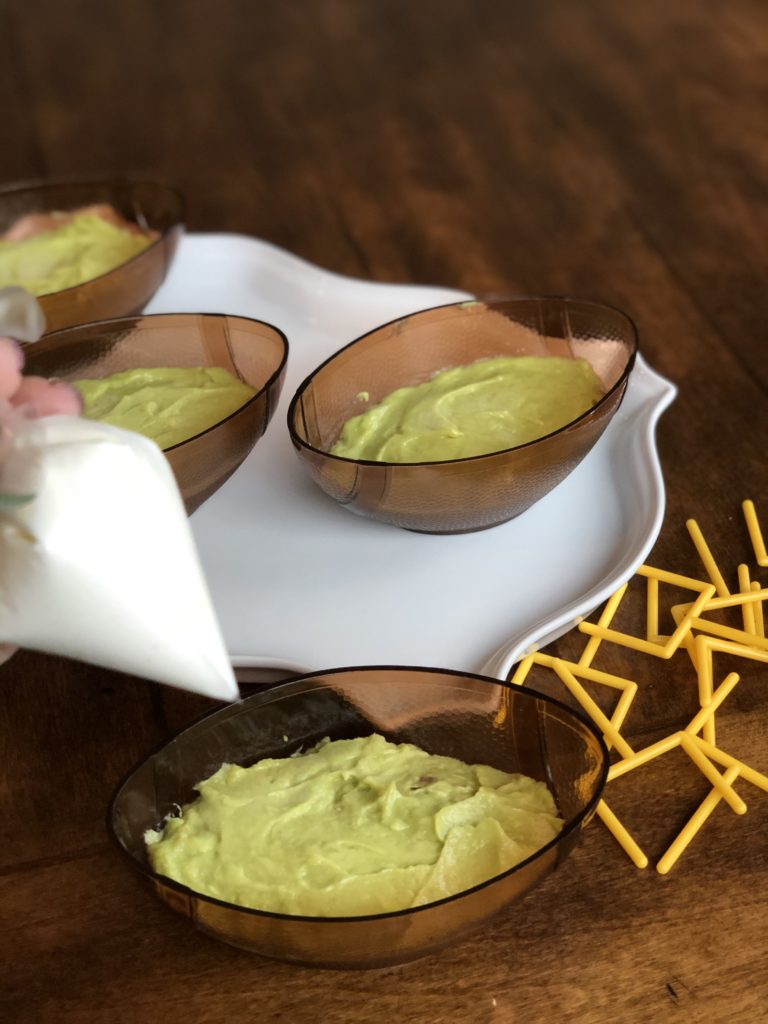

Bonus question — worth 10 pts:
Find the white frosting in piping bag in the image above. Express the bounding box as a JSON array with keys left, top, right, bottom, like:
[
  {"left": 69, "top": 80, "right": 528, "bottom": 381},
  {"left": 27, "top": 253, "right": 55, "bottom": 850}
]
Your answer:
[
  {"left": 0, "top": 415, "right": 239, "bottom": 700},
  {"left": 0, "top": 288, "right": 238, "bottom": 700}
]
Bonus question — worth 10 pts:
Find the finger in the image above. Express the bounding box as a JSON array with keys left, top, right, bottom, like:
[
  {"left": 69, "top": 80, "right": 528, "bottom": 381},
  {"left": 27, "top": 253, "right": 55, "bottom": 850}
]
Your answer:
[
  {"left": 0, "top": 643, "right": 18, "bottom": 668},
  {"left": 0, "top": 337, "right": 25, "bottom": 400},
  {"left": 10, "top": 376, "right": 84, "bottom": 417}
]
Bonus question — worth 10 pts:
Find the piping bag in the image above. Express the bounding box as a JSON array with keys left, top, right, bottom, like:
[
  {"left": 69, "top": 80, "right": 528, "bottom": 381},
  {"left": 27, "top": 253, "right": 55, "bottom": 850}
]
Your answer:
[{"left": 0, "top": 288, "right": 239, "bottom": 701}]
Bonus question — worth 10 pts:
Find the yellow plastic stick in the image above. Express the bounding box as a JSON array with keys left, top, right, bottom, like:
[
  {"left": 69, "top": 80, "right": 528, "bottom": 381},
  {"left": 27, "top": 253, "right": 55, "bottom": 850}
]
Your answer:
[
  {"left": 692, "top": 636, "right": 768, "bottom": 666},
  {"left": 670, "top": 602, "right": 700, "bottom": 672},
  {"left": 579, "top": 582, "right": 714, "bottom": 659},
  {"left": 699, "top": 587, "right": 768, "bottom": 611},
  {"left": 646, "top": 575, "right": 659, "bottom": 643},
  {"left": 689, "top": 617, "right": 768, "bottom": 653},
  {"left": 608, "top": 732, "right": 681, "bottom": 782},
  {"left": 694, "top": 636, "right": 768, "bottom": 746},
  {"left": 695, "top": 633, "right": 713, "bottom": 707},
  {"left": 694, "top": 634, "right": 715, "bottom": 742},
  {"left": 686, "top": 518, "right": 730, "bottom": 597},
  {"left": 737, "top": 565, "right": 757, "bottom": 635},
  {"left": 551, "top": 662, "right": 634, "bottom": 759},
  {"left": 526, "top": 652, "right": 637, "bottom": 691},
  {"left": 510, "top": 654, "right": 535, "bottom": 686},
  {"left": 656, "top": 765, "right": 741, "bottom": 875},
  {"left": 636, "top": 565, "right": 717, "bottom": 591},
  {"left": 516, "top": 653, "right": 639, "bottom": 749},
  {"left": 596, "top": 800, "right": 648, "bottom": 869},
  {"left": 743, "top": 499, "right": 768, "bottom": 567},
  {"left": 691, "top": 736, "right": 768, "bottom": 794},
  {"left": 608, "top": 685, "right": 637, "bottom": 747},
  {"left": 685, "top": 671, "right": 740, "bottom": 737},
  {"left": 576, "top": 625, "right": 669, "bottom": 659},
  {"left": 752, "top": 580, "right": 765, "bottom": 638},
  {"left": 678, "top": 732, "right": 746, "bottom": 814},
  {"left": 578, "top": 583, "right": 628, "bottom": 668}
]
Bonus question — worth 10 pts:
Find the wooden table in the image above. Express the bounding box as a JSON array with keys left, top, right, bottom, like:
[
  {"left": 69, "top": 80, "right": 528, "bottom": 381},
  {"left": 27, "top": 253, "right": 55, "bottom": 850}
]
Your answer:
[{"left": 2, "top": 2, "right": 767, "bottom": 1021}]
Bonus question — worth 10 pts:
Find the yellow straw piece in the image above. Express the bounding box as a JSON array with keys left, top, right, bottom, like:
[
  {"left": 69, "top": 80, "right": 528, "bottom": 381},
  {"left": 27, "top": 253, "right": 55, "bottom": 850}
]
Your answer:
[
  {"left": 576, "top": 626, "right": 669, "bottom": 659},
  {"left": 578, "top": 583, "right": 628, "bottom": 669},
  {"left": 685, "top": 671, "right": 740, "bottom": 737},
  {"left": 752, "top": 580, "right": 765, "bottom": 638},
  {"left": 596, "top": 800, "right": 648, "bottom": 869},
  {"left": 703, "top": 718, "right": 715, "bottom": 747},
  {"left": 646, "top": 575, "right": 660, "bottom": 642},
  {"left": 509, "top": 654, "right": 535, "bottom": 686},
  {"left": 743, "top": 499, "right": 768, "bottom": 567},
  {"left": 685, "top": 518, "right": 730, "bottom": 597},
  {"left": 526, "top": 652, "right": 637, "bottom": 691},
  {"left": 690, "top": 736, "right": 768, "bottom": 794},
  {"left": 693, "top": 635, "right": 716, "bottom": 743},
  {"left": 694, "top": 633, "right": 714, "bottom": 708},
  {"left": 695, "top": 636, "right": 768, "bottom": 747},
  {"left": 737, "top": 565, "right": 757, "bottom": 635},
  {"left": 678, "top": 732, "right": 746, "bottom": 815},
  {"left": 637, "top": 564, "right": 717, "bottom": 592},
  {"left": 670, "top": 602, "right": 699, "bottom": 672},
  {"left": 699, "top": 587, "right": 768, "bottom": 610},
  {"left": 689, "top": 616, "right": 768, "bottom": 653},
  {"left": 691, "top": 635, "right": 768, "bottom": 667},
  {"left": 579, "top": 582, "right": 714, "bottom": 660},
  {"left": 608, "top": 732, "right": 681, "bottom": 782},
  {"left": 656, "top": 765, "right": 741, "bottom": 875},
  {"left": 638, "top": 565, "right": 708, "bottom": 589},
  {"left": 509, "top": 652, "right": 639, "bottom": 750},
  {"left": 608, "top": 685, "right": 638, "bottom": 749},
  {"left": 551, "top": 661, "right": 635, "bottom": 759}
]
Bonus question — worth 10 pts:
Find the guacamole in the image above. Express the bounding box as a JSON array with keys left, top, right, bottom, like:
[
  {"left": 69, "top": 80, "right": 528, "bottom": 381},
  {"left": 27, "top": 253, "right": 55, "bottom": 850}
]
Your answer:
[
  {"left": 0, "top": 211, "right": 154, "bottom": 296},
  {"left": 74, "top": 366, "right": 256, "bottom": 449},
  {"left": 330, "top": 355, "right": 605, "bottom": 463},
  {"left": 145, "top": 734, "right": 563, "bottom": 917}
]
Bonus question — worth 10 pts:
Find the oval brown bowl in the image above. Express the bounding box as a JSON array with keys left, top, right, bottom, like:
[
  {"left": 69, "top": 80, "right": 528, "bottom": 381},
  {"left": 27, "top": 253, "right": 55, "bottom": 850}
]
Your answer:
[
  {"left": 288, "top": 296, "right": 638, "bottom": 534},
  {"left": 24, "top": 312, "right": 289, "bottom": 513},
  {"left": 0, "top": 178, "right": 185, "bottom": 332},
  {"left": 108, "top": 665, "right": 608, "bottom": 969}
]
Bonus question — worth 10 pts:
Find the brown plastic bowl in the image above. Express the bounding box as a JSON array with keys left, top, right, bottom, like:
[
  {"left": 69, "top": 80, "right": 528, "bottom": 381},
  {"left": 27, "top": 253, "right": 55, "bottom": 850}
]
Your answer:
[
  {"left": 108, "top": 665, "right": 608, "bottom": 969},
  {"left": 0, "top": 178, "right": 184, "bottom": 332},
  {"left": 24, "top": 312, "right": 289, "bottom": 513},
  {"left": 288, "top": 296, "right": 638, "bottom": 534}
]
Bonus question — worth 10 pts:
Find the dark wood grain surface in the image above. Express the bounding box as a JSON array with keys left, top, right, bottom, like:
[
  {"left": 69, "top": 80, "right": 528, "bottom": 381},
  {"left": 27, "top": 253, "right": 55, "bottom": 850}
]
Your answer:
[{"left": 1, "top": 2, "right": 767, "bottom": 1021}]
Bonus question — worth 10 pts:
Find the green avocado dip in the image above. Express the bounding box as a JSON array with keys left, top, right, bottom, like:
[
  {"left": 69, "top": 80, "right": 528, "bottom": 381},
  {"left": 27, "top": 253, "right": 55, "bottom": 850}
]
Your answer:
[
  {"left": 330, "top": 355, "right": 605, "bottom": 463},
  {"left": 144, "top": 734, "right": 563, "bottom": 917},
  {"left": 74, "top": 367, "right": 257, "bottom": 449},
  {"left": 0, "top": 212, "right": 154, "bottom": 296}
]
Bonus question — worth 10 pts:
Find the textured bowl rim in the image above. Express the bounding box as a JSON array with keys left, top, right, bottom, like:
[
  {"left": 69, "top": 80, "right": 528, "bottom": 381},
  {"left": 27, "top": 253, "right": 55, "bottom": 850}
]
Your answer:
[
  {"left": 107, "top": 663, "right": 609, "bottom": 925},
  {"left": 287, "top": 294, "right": 639, "bottom": 467},
  {"left": 0, "top": 177, "right": 186, "bottom": 299},
  {"left": 37, "top": 311, "right": 290, "bottom": 451}
]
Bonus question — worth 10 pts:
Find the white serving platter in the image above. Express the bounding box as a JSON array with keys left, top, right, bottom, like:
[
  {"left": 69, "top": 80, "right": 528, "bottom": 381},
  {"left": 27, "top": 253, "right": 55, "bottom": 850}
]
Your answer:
[{"left": 147, "top": 233, "right": 677, "bottom": 680}]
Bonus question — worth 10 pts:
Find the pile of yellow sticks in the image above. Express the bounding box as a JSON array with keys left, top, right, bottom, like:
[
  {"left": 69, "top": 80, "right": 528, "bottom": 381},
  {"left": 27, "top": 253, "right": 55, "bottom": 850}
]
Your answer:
[{"left": 510, "top": 500, "right": 768, "bottom": 874}]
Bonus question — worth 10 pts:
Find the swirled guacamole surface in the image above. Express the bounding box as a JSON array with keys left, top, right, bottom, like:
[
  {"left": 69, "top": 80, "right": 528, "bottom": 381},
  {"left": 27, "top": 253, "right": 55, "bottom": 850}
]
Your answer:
[
  {"left": 0, "top": 212, "right": 154, "bottom": 296},
  {"left": 145, "top": 734, "right": 562, "bottom": 917},
  {"left": 331, "top": 355, "right": 604, "bottom": 463},
  {"left": 74, "top": 367, "right": 256, "bottom": 449}
]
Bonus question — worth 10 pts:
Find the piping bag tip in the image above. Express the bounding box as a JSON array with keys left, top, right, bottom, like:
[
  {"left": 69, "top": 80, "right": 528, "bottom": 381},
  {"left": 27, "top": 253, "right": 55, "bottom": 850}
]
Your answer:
[{"left": 0, "top": 287, "right": 47, "bottom": 343}]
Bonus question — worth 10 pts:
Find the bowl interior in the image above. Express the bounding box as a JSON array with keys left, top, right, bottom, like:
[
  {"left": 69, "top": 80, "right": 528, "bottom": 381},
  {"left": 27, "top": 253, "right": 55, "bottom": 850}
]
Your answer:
[
  {"left": 25, "top": 312, "right": 288, "bottom": 512},
  {"left": 0, "top": 179, "right": 185, "bottom": 331},
  {"left": 288, "top": 297, "right": 637, "bottom": 534},
  {"left": 110, "top": 667, "right": 607, "bottom": 968}
]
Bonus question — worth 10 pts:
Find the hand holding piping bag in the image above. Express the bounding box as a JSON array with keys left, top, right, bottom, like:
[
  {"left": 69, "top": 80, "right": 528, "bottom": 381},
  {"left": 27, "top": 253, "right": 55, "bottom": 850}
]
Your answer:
[{"left": 0, "top": 288, "right": 239, "bottom": 701}]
